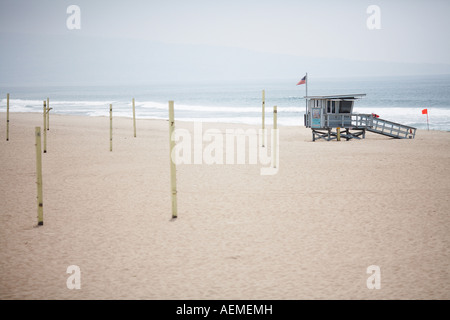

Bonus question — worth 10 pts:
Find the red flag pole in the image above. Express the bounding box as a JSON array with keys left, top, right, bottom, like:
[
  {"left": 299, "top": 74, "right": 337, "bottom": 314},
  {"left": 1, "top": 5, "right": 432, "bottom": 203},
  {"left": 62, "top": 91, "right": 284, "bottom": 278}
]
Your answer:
[{"left": 427, "top": 111, "right": 429, "bottom": 131}]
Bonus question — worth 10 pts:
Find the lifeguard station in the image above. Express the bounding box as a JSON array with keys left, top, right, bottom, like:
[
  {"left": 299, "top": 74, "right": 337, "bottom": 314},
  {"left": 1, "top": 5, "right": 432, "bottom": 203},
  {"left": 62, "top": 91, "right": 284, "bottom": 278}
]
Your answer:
[{"left": 304, "top": 94, "right": 416, "bottom": 141}]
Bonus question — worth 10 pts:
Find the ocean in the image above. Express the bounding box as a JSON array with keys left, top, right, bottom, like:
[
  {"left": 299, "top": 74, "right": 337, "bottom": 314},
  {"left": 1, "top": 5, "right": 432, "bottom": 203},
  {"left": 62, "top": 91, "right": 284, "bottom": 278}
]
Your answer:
[{"left": 1, "top": 74, "right": 450, "bottom": 131}]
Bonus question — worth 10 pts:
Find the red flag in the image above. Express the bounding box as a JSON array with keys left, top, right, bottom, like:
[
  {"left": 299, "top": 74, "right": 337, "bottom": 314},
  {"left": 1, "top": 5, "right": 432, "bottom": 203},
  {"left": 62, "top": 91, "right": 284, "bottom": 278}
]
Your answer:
[
  {"left": 422, "top": 109, "right": 428, "bottom": 114},
  {"left": 296, "top": 75, "right": 306, "bottom": 85}
]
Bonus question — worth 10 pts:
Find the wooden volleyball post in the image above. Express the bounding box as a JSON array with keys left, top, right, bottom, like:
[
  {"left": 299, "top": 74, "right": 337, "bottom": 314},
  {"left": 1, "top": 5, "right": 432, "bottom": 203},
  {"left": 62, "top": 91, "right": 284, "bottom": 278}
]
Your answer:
[
  {"left": 132, "top": 98, "right": 136, "bottom": 137},
  {"left": 273, "top": 105, "right": 277, "bottom": 168},
  {"left": 6, "top": 93, "right": 10, "bottom": 141},
  {"left": 262, "top": 90, "right": 265, "bottom": 147},
  {"left": 169, "top": 101, "right": 177, "bottom": 219},
  {"left": 110, "top": 104, "right": 113, "bottom": 152},
  {"left": 43, "top": 101, "right": 47, "bottom": 153},
  {"left": 337, "top": 127, "right": 341, "bottom": 141},
  {"left": 35, "top": 127, "right": 44, "bottom": 226},
  {"left": 46, "top": 98, "right": 50, "bottom": 131}
]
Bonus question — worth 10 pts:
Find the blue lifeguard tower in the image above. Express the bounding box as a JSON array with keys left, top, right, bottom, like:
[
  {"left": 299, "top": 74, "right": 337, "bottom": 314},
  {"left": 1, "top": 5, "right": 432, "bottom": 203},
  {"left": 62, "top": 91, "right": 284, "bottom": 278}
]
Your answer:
[{"left": 304, "top": 94, "right": 416, "bottom": 141}]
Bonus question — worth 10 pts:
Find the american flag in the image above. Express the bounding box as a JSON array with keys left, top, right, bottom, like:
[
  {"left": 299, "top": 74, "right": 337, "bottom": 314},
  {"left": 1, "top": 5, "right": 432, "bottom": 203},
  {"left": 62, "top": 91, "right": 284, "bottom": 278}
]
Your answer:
[{"left": 296, "top": 75, "right": 306, "bottom": 85}]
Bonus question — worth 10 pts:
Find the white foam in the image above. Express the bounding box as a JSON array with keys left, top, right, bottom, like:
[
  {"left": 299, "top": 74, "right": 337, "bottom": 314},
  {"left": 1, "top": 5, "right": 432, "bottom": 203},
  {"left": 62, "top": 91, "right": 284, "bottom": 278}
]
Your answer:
[
  {"left": 354, "top": 106, "right": 450, "bottom": 129},
  {"left": 137, "top": 101, "right": 302, "bottom": 113},
  {"left": 1, "top": 98, "right": 448, "bottom": 130}
]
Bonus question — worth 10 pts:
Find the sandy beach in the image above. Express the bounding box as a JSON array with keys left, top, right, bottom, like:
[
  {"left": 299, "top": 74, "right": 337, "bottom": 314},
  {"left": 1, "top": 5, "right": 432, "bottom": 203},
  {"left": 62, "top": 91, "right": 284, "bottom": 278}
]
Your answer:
[{"left": 0, "top": 111, "right": 449, "bottom": 300}]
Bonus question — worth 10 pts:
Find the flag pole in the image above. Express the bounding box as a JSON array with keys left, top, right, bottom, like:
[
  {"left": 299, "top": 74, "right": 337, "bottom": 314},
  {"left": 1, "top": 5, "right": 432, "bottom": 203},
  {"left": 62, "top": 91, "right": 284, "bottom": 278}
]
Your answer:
[
  {"left": 305, "top": 72, "right": 308, "bottom": 113},
  {"left": 427, "top": 111, "right": 429, "bottom": 131}
]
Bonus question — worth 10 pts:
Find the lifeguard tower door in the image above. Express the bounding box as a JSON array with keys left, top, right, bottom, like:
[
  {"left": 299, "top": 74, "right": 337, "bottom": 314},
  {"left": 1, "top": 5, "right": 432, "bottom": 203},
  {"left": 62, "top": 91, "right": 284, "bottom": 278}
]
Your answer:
[{"left": 310, "top": 99, "right": 324, "bottom": 128}]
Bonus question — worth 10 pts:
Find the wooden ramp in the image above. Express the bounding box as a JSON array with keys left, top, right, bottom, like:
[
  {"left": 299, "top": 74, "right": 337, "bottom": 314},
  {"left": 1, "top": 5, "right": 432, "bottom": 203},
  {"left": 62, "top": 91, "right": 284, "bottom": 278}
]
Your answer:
[{"left": 367, "top": 117, "right": 416, "bottom": 139}]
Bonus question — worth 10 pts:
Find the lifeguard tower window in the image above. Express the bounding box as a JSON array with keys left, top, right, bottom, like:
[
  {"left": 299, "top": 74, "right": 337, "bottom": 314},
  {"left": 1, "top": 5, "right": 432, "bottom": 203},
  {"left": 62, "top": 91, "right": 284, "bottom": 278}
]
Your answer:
[
  {"left": 340, "top": 101, "right": 353, "bottom": 113},
  {"left": 327, "top": 101, "right": 336, "bottom": 113},
  {"left": 326, "top": 100, "right": 353, "bottom": 114}
]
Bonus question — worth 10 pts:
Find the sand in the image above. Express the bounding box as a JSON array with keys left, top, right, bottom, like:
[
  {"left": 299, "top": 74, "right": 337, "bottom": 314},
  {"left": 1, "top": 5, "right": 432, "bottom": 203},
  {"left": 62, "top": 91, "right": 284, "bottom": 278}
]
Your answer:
[{"left": 0, "top": 111, "right": 449, "bottom": 300}]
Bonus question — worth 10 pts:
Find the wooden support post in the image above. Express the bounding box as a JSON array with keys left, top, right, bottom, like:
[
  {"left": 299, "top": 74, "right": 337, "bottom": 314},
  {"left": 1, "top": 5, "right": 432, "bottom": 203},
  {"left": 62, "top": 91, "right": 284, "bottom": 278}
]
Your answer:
[
  {"left": 169, "top": 101, "right": 177, "bottom": 219},
  {"left": 273, "top": 105, "right": 277, "bottom": 168},
  {"left": 35, "top": 127, "right": 44, "bottom": 226},
  {"left": 109, "top": 104, "right": 113, "bottom": 152},
  {"left": 43, "top": 101, "right": 47, "bottom": 153},
  {"left": 46, "top": 98, "right": 50, "bottom": 130},
  {"left": 6, "top": 93, "right": 10, "bottom": 141},
  {"left": 132, "top": 98, "right": 136, "bottom": 137},
  {"left": 337, "top": 127, "right": 341, "bottom": 141},
  {"left": 262, "top": 90, "right": 265, "bottom": 147}
]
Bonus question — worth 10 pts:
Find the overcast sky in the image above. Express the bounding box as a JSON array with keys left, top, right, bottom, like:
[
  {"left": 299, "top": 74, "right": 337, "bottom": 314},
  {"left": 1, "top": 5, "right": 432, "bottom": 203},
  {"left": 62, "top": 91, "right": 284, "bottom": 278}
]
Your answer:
[
  {"left": 1, "top": 0, "right": 449, "bottom": 85},
  {"left": 1, "top": 0, "right": 449, "bottom": 64}
]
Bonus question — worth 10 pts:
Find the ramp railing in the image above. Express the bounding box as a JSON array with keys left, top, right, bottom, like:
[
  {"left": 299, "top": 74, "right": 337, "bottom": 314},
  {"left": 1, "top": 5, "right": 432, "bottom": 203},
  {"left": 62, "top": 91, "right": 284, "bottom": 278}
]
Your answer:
[
  {"left": 367, "top": 117, "right": 416, "bottom": 139},
  {"left": 324, "top": 113, "right": 374, "bottom": 128}
]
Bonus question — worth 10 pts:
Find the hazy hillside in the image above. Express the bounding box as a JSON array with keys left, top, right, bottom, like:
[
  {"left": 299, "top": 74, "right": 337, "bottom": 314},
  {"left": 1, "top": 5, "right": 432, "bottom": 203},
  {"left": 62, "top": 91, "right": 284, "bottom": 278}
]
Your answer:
[{"left": 1, "top": 32, "right": 450, "bottom": 86}]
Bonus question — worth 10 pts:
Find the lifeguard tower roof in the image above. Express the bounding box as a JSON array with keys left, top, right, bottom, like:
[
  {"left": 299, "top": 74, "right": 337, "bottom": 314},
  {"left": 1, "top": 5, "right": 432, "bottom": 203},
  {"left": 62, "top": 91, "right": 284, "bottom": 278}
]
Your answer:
[{"left": 304, "top": 94, "right": 366, "bottom": 99}]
